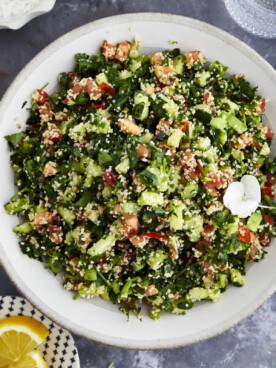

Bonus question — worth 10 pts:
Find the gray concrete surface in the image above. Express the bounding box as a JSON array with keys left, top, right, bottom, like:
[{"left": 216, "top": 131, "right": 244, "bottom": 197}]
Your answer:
[{"left": 1, "top": 1, "right": 276, "bottom": 367}]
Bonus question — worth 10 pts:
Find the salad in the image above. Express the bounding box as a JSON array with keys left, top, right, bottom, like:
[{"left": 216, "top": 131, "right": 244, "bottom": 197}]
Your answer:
[{"left": 4, "top": 39, "right": 276, "bottom": 319}]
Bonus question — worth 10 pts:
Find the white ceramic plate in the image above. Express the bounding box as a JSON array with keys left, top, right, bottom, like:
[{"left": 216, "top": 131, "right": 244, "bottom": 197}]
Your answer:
[
  {"left": 0, "top": 13, "right": 275, "bottom": 349},
  {"left": 0, "top": 296, "right": 80, "bottom": 368}
]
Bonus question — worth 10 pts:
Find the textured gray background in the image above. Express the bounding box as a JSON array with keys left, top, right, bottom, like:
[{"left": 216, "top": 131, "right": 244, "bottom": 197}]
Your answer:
[{"left": 1, "top": 1, "right": 276, "bottom": 367}]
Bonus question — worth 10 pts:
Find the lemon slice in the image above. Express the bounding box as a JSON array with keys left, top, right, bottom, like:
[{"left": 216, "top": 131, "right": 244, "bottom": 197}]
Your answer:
[
  {"left": 0, "top": 316, "right": 49, "bottom": 367},
  {"left": 6, "top": 350, "right": 47, "bottom": 368}
]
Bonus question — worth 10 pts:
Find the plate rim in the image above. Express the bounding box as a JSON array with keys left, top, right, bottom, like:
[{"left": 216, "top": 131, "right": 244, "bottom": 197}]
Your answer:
[{"left": 0, "top": 12, "right": 276, "bottom": 349}]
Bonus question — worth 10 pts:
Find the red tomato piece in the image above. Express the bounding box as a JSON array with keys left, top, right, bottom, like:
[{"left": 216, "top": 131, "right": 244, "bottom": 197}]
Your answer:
[
  {"left": 263, "top": 214, "right": 274, "bottom": 226},
  {"left": 93, "top": 101, "right": 108, "bottom": 110},
  {"left": 179, "top": 121, "right": 190, "bottom": 133},
  {"left": 238, "top": 226, "right": 251, "bottom": 244},
  {"left": 37, "top": 89, "right": 48, "bottom": 105},
  {"left": 98, "top": 82, "right": 116, "bottom": 95},
  {"left": 260, "top": 98, "right": 266, "bottom": 111},
  {"left": 259, "top": 233, "right": 272, "bottom": 247},
  {"left": 98, "top": 258, "right": 107, "bottom": 267},
  {"left": 47, "top": 225, "right": 62, "bottom": 244},
  {"left": 261, "top": 187, "right": 273, "bottom": 198},
  {"left": 189, "top": 169, "right": 200, "bottom": 179},
  {"left": 265, "top": 127, "right": 274, "bottom": 140},
  {"left": 102, "top": 169, "right": 117, "bottom": 187},
  {"left": 196, "top": 239, "right": 211, "bottom": 254},
  {"left": 142, "top": 232, "right": 168, "bottom": 242}
]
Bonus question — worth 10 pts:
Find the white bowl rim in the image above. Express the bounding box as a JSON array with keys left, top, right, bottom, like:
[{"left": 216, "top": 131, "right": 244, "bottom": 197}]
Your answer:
[{"left": 0, "top": 12, "right": 276, "bottom": 349}]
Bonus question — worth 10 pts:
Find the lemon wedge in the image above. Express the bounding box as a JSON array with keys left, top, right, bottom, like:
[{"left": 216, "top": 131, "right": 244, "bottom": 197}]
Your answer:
[
  {"left": 5, "top": 350, "right": 47, "bottom": 368},
  {"left": 0, "top": 316, "right": 49, "bottom": 367}
]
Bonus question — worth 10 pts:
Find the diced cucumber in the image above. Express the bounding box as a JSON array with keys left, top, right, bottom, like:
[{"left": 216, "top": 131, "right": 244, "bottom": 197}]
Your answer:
[
  {"left": 183, "top": 215, "right": 203, "bottom": 242},
  {"left": 230, "top": 269, "right": 245, "bottom": 286},
  {"left": 120, "top": 70, "right": 133, "bottom": 80},
  {"left": 138, "top": 191, "right": 164, "bottom": 207},
  {"left": 138, "top": 131, "right": 154, "bottom": 144},
  {"left": 227, "top": 115, "right": 247, "bottom": 134},
  {"left": 217, "top": 274, "right": 228, "bottom": 290},
  {"left": 195, "top": 71, "right": 211, "bottom": 87},
  {"left": 221, "top": 98, "right": 239, "bottom": 113},
  {"left": 102, "top": 185, "right": 113, "bottom": 198},
  {"left": 231, "top": 149, "right": 244, "bottom": 162},
  {"left": 225, "top": 217, "right": 239, "bottom": 236},
  {"left": 194, "top": 137, "right": 211, "bottom": 151},
  {"left": 216, "top": 130, "right": 227, "bottom": 146},
  {"left": 13, "top": 222, "right": 33, "bottom": 234},
  {"left": 203, "top": 147, "right": 218, "bottom": 163},
  {"left": 95, "top": 72, "right": 108, "bottom": 85},
  {"left": 133, "top": 92, "right": 150, "bottom": 121},
  {"left": 188, "top": 287, "right": 220, "bottom": 302},
  {"left": 260, "top": 142, "right": 270, "bottom": 156},
  {"left": 247, "top": 212, "right": 262, "bottom": 232},
  {"left": 120, "top": 277, "right": 140, "bottom": 299},
  {"left": 115, "top": 157, "right": 130, "bottom": 174},
  {"left": 121, "top": 202, "right": 139, "bottom": 214},
  {"left": 167, "top": 129, "right": 184, "bottom": 148},
  {"left": 87, "top": 233, "right": 116, "bottom": 257},
  {"left": 5, "top": 197, "right": 29, "bottom": 215},
  {"left": 173, "top": 55, "right": 185, "bottom": 75},
  {"left": 210, "top": 117, "right": 227, "bottom": 131},
  {"left": 129, "top": 59, "right": 142, "bottom": 72},
  {"left": 57, "top": 206, "right": 76, "bottom": 225},
  {"left": 86, "top": 159, "right": 102, "bottom": 177},
  {"left": 84, "top": 204, "right": 102, "bottom": 224},
  {"left": 84, "top": 268, "right": 97, "bottom": 281},
  {"left": 147, "top": 249, "right": 167, "bottom": 270},
  {"left": 194, "top": 104, "right": 212, "bottom": 114},
  {"left": 68, "top": 123, "right": 86, "bottom": 141},
  {"left": 181, "top": 181, "right": 199, "bottom": 199},
  {"left": 65, "top": 226, "right": 82, "bottom": 245},
  {"left": 169, "top": 200, "right": 184, "bottom": 231},
  {"left": 89, "top": 119, "right": 112, "bottom": 134},
  {"left": 160, "top": 94, "right": 179, "bottom": 118}
]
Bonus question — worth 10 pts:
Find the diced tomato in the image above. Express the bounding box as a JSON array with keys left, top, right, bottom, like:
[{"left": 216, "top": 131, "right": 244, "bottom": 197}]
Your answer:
[
  {"left": 47, "top": 225, "right": 62, "bottom": 244},
  {"left": 98, "top": 82, "right": 116, "bottom": 95},
  {"left": 267, "top": 174, "right": 276, "bottom": 185},
  {"left": 68, "top": 72, "right": 78, "bottom": 79},
  {"left": 37, "top": 89, "right": 48, "bottom": 105},
  {"left": 77, "top": 212, "right": 87, "bottom": 225},
  {"left": 137, "top": 145, "right": 151, "bottom": 158},
  {"left": 122, "top": 214, "right": 139, "bottom": 238},
  {"left": 196, "top": 239, "right": 211, "bottom": 254},
  {"left": 158, "top": 83, "right": 167, "bottom": 90},
  {"left": 189, "top": 169, "right": 200, "bottom": 179},
  {"left": 203, "top": 173, "right": 222, "bottom": 189},
  {"left": 142, "top": 232, "right": 169, "bottom": 242},
  {"left": 261, "top": 187, "right": 273, "bottom": 198},
  {"left": 263, "top": 214, "right": 274, "bottom": 226},
  {"left": 260, "top": 98, "right": 266, "bottom": 111},
  {"left": 265, "top": 127, "right": 274, "bottom": 140},
  {"left": 238, "top": 226, "right": 251, "bottom": 244},
  {"left": 102, "top": 169, "right": 117, "bottom": 187},
  {"left": 93, "top": 101, "right": 108, "bottom": 110},
  {"left": 259, "top": 233, "right": 272, "bottom": 247},
  {"left": 98, "top": 258, "right": 107, "bottom": 267},
  {"left": 179, "top": 121, "right": 190, "bottom": 133}
]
